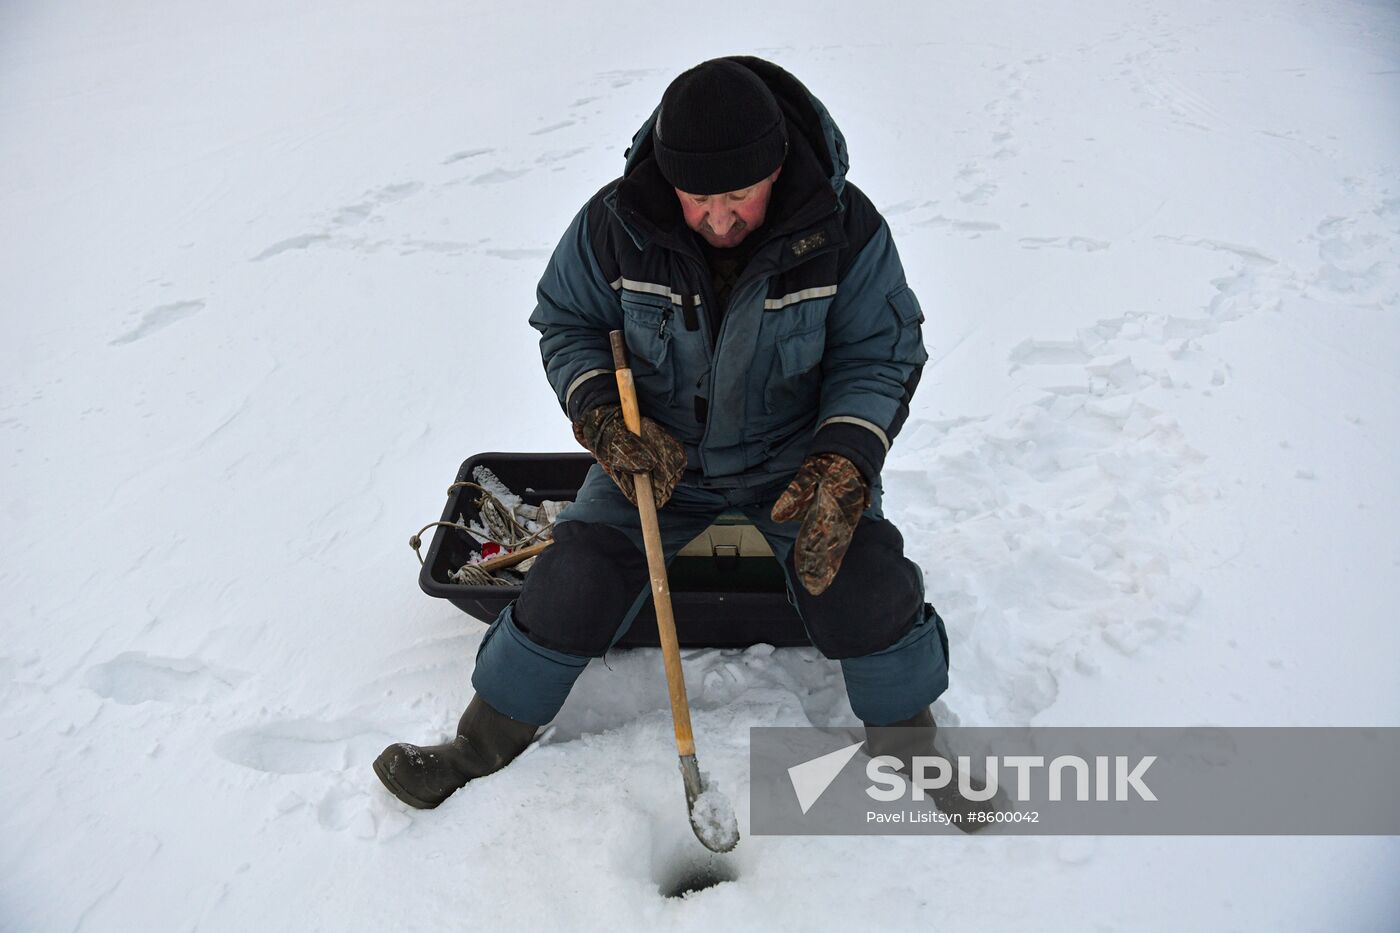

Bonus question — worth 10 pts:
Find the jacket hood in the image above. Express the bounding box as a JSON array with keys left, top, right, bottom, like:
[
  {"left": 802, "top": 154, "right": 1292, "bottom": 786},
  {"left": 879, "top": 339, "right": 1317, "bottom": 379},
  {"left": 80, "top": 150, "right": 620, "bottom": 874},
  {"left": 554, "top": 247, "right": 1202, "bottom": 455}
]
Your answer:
[
  {"left": 612, "top": 57, "right": 850, "bottom": 248},
  {"left": 623, "top": 56, "right": 850, "bottom": 198}
]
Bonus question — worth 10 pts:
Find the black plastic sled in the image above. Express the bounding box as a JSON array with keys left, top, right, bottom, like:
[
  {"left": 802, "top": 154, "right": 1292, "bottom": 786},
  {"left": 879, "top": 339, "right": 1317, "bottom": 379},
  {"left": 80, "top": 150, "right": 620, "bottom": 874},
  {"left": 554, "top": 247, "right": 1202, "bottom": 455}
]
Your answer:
[{"left": 417, "top": 452, "right": 812, "bottom": 649}]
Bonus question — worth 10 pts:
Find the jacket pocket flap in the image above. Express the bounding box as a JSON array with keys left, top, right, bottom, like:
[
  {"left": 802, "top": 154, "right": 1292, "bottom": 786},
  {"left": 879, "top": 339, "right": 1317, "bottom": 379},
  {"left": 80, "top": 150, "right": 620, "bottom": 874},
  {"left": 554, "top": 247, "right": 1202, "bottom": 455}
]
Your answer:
[
  {"left": 775, "top": 325, "right": 826, "bottom": 380},
  {"left": 620, "top": 295, "right": 672, "bottom": 367},
  {"left": 887, "top": 285, "right": 924, "bottom": 324}
]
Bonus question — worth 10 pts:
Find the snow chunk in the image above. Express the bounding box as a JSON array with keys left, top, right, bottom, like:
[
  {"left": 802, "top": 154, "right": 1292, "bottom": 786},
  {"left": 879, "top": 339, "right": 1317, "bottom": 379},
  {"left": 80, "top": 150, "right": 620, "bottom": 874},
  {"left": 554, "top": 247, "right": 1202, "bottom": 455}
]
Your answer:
[{"left": 690, "top": 782, "right": 739, "bottom": 852}]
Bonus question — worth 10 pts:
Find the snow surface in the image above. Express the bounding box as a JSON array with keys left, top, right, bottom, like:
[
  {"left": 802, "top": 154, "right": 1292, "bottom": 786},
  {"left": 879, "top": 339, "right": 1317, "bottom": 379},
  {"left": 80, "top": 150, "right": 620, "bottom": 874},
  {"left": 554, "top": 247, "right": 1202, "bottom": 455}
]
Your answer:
[{"left": 3, "top": 0, "right": 1399, "bottom": 930}]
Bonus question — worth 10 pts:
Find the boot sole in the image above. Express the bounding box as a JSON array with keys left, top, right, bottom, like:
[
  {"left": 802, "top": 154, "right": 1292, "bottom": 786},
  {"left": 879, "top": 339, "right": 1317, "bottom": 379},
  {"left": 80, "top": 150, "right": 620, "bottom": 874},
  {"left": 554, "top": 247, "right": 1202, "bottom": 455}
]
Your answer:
[{"left": 372, "top": 754, "right": 443, "bottom": 810}]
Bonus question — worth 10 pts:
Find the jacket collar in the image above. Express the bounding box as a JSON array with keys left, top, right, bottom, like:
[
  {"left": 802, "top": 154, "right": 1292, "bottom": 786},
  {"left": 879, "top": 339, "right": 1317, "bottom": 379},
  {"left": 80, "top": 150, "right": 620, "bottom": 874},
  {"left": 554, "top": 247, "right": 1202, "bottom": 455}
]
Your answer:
[{"left": 608, "top": 123, "right": 844, "bottom": 265}]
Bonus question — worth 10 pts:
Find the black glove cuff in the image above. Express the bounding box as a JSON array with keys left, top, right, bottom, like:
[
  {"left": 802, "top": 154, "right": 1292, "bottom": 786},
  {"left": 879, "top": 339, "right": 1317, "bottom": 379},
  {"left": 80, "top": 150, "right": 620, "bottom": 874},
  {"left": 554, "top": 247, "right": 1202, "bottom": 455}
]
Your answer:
[
  {"left": 808, "top": 422, "right": 885, "bottom": 486},
  {"left": 566, "top": 372, "right": 621, "bottom": 421}
]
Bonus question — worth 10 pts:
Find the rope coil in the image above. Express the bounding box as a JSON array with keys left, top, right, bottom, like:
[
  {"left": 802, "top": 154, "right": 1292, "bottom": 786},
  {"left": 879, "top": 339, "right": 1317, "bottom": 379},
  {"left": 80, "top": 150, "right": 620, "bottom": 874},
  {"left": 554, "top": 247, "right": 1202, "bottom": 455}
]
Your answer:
[{"left": 409, "top": 480, "right": 561, "bottom": 586}]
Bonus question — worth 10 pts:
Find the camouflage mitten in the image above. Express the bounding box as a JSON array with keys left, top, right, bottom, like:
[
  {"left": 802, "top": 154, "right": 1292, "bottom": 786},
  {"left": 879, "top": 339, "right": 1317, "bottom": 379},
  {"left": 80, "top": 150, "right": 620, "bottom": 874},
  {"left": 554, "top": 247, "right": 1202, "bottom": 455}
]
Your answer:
[
  {"left": 770, "top": 453, "right": 869, "bottom": 596},
  {"left": 572, "top": 404, "right": 687, "bottom": 508}
]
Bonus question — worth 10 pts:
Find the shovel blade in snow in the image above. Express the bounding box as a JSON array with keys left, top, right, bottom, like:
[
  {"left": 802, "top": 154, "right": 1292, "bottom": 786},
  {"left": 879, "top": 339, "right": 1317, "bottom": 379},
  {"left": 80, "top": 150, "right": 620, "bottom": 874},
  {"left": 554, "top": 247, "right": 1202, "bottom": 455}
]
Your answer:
[{"left": 680, "top": 754, "right": 740, "bottom": 854}]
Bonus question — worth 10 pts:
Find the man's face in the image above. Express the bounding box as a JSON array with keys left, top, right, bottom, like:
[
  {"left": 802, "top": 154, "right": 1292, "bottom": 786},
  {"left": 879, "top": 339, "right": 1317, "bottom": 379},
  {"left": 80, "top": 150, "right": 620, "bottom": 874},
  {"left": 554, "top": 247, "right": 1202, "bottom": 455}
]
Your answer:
[{"left": 674, "top": 166, "right": 782, "bottom": 249}]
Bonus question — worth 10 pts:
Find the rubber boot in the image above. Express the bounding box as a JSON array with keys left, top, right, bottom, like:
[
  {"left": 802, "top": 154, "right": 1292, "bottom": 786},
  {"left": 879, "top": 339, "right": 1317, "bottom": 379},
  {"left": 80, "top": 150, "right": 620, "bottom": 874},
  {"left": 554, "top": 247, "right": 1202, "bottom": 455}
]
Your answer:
[
  {"left": 373, "top": 695, "right": 538, "bottom": 809},
  {"left": 864, "top": 708, "right": 1002, "bottom": 834}
]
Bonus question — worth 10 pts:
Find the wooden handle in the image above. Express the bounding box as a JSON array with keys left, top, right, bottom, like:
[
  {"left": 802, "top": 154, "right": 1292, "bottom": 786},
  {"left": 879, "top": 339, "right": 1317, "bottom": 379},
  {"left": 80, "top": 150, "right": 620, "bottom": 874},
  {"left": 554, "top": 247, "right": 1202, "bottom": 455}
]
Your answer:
[
  {"left": 609, "top": 330, "right": 629, "bottom": 370},
  {"left": 609, "top": 329, "right": 696, "bottom": 758},
  {"left": 474, "top": 539, "right": 552, "bottom": 573},
  {"left": 611, "top": 332, "right": 643, "bottom": 436}
]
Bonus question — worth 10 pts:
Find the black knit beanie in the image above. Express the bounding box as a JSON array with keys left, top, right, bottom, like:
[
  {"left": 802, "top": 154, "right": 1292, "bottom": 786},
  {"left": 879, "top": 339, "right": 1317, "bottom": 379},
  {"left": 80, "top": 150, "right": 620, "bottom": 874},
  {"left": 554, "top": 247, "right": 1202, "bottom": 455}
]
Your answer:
[{"left": 654, "top": 59, "right": 788, "bottom": 195}]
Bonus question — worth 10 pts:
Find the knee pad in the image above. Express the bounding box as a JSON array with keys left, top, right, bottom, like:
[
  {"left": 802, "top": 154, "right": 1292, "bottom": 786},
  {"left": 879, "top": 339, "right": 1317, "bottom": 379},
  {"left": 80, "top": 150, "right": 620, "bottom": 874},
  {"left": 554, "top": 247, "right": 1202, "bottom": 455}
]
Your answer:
[
  {"left": 514, "top": 521, "right": 648, "bottom": 657},
  {"left": 791, "top": 518, "right": 923, "bottom": 659}
]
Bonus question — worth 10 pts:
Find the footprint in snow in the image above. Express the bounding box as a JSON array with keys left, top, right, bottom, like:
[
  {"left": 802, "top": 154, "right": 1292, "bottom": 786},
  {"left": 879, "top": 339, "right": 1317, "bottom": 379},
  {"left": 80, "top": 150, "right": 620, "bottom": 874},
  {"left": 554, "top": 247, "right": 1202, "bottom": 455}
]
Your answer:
[
  {"left": 958, "top": 181, "right": 999, "bottom": 205},
  {"left": 215, "top": 718, "right": 394, "bottom": 775},
  {"left": 471, "top": 167, "right": 531, "bottom": 185},
  {"left": 329, "top": 182, "right": 424, "bottom": 228},
  {"left": 913, "top": 214, "right": 1001, "bottom": 234},
  {"left": 331, "top": 202, "right": 373, "bottom": 226},
  {"left": 878, "top": 199, "right": 932, "bottom": 217},
  {"left": 85, "top": 651, "right": 246, "bottom": 705},
  {"left": 371, "top": 181, "right": 422, "bottom": 203},
  {"left": 1018, "top": 236, "right": 1111, "bottom": 252},
  {"left": 1007, "top": 337, "right": 1094, "bottom": 367},
  {"left": 109, "top": 300, "right": 206, "bottom": 346},
  {"left": 442, "top": 147, "right": 494, "bottom": 165},
  {"left": 536, "top": 148, "right": 589, "bottom": 164},
  {"left": 249, "top": 234, "right": 330, "bottom": 262},
  {"left": 529, "top": 120, "right": 576, "bottom": 136}
]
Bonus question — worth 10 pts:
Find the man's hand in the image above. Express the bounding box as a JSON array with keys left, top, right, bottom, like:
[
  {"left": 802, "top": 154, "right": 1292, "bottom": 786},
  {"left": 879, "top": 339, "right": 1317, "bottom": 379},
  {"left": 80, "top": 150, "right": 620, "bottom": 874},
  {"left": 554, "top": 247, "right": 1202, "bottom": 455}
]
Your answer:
[
  {"left": 770, "top": 453, "right": 869, "bottom": 596},
  {"left": 572, "top": 405, "right": 687, "bottom": 509}
]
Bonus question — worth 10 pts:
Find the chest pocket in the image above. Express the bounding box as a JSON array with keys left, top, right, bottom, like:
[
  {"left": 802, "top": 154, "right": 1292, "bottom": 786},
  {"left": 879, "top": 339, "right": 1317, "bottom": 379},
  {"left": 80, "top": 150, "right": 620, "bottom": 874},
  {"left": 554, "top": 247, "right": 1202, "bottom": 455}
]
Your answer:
[
  {"left": 775, "top": 319, "right": 826, "bottom": 379},
  {"left": 620, "top": 291, "right": 678, "bottom": 406},
  {"left": 761, "top": 297, "right": 831, "bottom": 417}
]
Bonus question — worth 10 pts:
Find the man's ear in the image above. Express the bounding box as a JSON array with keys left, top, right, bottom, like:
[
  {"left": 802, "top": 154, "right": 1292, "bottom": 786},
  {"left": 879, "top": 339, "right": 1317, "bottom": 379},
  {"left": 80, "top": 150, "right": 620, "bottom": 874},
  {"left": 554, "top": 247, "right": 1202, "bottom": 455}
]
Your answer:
[{"left": 771, "top": 163, "right": 783, "bottom": 183}]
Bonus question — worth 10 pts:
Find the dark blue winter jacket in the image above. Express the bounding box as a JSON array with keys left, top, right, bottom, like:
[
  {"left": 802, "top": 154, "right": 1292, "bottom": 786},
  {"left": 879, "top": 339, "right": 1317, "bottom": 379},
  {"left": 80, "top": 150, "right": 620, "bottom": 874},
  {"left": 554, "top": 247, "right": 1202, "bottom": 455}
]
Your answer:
[{"left": 529, "top": 56, "right": 927, "bottom": 488}]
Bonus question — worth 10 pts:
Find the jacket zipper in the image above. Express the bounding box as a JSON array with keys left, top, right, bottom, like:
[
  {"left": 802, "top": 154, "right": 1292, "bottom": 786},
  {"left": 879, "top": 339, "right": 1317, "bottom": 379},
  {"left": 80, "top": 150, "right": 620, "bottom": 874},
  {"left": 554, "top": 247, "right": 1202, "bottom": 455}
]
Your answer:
[{"left": 677, "top": 232, "right": 841, "bottom": 472}]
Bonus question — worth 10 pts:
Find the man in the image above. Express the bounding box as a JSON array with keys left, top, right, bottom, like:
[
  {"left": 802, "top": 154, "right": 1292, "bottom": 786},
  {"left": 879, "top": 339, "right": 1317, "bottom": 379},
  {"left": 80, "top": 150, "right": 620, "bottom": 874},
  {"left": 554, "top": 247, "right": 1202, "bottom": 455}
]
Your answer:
[{"left": 375, "top": 56, "right": 974, "bottom": 823}]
